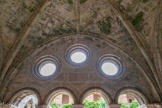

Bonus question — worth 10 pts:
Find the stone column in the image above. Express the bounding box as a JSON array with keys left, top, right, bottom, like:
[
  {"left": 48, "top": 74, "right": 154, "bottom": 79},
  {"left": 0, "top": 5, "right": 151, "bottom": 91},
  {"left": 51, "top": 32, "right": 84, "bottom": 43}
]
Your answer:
[
  {"left": 109, "top": 104, "right": 121, "bottom": 108},
  {"left": 72, "top": 104, "right": 84, "bottom": 108}
]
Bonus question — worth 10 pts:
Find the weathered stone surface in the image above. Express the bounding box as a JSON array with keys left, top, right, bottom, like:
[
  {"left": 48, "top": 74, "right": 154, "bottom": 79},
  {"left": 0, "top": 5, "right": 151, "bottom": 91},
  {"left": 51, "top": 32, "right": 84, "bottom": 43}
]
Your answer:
[
  {"left": 0, "top": 0, "right": 41, "bottom": 62},
  {"left": 3, "top": 35, "right": 157, "bottom": 103},
  {"left": 0, "top": 0, "right": 161, "bottom": 107}
]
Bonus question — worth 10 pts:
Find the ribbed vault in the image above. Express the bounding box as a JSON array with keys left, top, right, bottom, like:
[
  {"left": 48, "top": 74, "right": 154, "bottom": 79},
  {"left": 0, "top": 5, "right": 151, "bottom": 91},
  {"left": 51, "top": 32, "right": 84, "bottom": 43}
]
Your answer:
[{"left": 0, "top": 0, "right": 161, "bottom": 103}]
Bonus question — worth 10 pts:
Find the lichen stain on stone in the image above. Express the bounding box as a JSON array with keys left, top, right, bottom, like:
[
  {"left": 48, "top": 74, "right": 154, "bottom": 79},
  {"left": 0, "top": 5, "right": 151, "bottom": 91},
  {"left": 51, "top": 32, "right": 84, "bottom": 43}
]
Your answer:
[
  {"left": 80, "top": 0, "right": 88, "bottom": 4},
  {"left": 131, "top": 12, "right": 144, "bottom": 31},
  {"left": 97, "top": 16, "right": 111, "bottom": 35}
]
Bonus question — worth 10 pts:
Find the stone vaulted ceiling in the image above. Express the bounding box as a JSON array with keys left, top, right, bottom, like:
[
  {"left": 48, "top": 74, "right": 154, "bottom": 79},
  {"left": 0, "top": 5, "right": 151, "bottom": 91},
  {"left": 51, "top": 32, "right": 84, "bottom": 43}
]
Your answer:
[{"left": 0, "top": 0, "right": 161, "bottom": 102}]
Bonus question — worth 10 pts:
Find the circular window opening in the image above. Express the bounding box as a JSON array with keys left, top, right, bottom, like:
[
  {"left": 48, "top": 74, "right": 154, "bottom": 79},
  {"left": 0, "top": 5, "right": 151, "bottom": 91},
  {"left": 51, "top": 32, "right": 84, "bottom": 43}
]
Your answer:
[
  {"left": 101, "top": 61, "right": 119, "bottom": 76},
  {"left": 98, "top": 54, "right": 123, "bottom": 78},
  {"left": 70, "top": 49, "right": 87, "bottom": 64},
  {"left": 33, "top": 56, "right": 60, "bottom": 80},
  {"left": 66, "top": 44, "right": 90, "bottom": 66},
  {"left": 39, "top": 62, "right": 56, "bottom": 77}
]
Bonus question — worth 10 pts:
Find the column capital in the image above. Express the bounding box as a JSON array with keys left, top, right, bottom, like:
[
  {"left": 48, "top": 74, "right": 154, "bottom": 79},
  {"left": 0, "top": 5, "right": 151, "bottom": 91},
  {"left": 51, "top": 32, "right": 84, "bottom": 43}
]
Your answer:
[
  {"left": 72, "top": 104, "right": 84, "bottom": 108},
  {"left": 109, "top": 104, "right": 121, "bottom": 108}
]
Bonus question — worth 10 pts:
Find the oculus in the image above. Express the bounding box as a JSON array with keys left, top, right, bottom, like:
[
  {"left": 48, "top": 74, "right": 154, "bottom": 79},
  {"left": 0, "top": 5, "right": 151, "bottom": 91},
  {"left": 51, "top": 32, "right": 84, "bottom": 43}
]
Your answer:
[
  {"left": 98, "top": 54, "right": 123, "bottom": 78},
  {"left": 33, "top": 56, "right": 59, "bottom": 80},
  {"left": 66, "top": 44, "right": 90, "bottom": 66}
]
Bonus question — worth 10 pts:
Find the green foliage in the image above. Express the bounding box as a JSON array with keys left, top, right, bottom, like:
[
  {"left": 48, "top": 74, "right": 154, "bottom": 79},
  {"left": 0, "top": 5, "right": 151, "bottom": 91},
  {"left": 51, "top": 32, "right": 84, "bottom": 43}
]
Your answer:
[
  {"left": 118, "top": 100, "right": 139, "bottom": 108},
  {"left": 51, "top": 102, "right": 73, "bottom": 108},
  {"left": 84, "top": 100, "right": 100, "bottom": 108},
  {"left": 68, "top": 0, "right": 73, "bottom": 5},
  {"left": 61, "top": 103, "right": 73, "bottom": 108},
  {"left": 84, "top": 98, "right": 106, "bottom": 108},
  {"left": 98, "top": 98, "right": 106, "bottom": 108},
  {"left": 130, "top": 100, "right": 139, "bottom": 108},
  {"left": 118, "top": 102, "right": 129, "bottom": 108},
  {"left": 51, "top": 102, "right": 59, "bottom": 108},
  {"left": 98, "top": 17, "right": 111, "bottom": 34},
  {"left": 131, "top": 12, "right": 144, "bottom": 31},
  {"left": 80, "top": 0, "right": 87, "bottom": 4}
]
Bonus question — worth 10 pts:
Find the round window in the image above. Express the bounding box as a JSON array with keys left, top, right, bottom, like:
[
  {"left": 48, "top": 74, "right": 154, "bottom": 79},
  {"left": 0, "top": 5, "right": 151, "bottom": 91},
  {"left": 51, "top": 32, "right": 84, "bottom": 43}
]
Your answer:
[
  {"left": 66, "top": 44, "right": 90, "bottom": 66},
  {"left": 70, "top": 49, "right": 87, "bottom": 64},
  {"left": 101, "top": 60, "right": 118, "bottom": 76},
  {"left": 98, "top": 54, "right": 123, "bottom": 78},
  {"left": 39, "top": 62, "right": 56, "bottom": 77},
  {"left": 33, "top": 56, "right": 60, "bottom": 80}
]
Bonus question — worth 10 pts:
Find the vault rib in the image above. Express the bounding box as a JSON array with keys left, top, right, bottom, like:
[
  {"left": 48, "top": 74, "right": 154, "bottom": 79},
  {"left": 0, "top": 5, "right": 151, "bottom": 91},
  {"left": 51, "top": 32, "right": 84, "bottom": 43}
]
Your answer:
[
  {"left": 0, "top": 0, "right": 50, "bottom": 86},
  {"left": 107, "top": 0, "right": 162, "bottom": 97},
  {"left": 74, "top": 0, "right": 80, "bottom": 33}
]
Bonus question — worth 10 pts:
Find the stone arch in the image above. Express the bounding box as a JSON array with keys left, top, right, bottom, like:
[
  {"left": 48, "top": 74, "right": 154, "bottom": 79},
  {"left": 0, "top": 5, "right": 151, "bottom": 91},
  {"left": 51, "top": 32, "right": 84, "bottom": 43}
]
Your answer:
[
  {"left": 45, "top": 88, "right": 77, "bottom": 106},
  {"left": 6, "top": 33, "right": 158, "bottom": 96},
  {"left": 10, "top": 89, "right": 40, "bottom": 108},
  {"left": 80, "top": 88, "right": 112, "bottom": 105},
  {"left": 115, "top": 87, "right": 149, "bottom": 105},
  {"left": 3, "top": 33, "right": 160, "bottom": 104}
]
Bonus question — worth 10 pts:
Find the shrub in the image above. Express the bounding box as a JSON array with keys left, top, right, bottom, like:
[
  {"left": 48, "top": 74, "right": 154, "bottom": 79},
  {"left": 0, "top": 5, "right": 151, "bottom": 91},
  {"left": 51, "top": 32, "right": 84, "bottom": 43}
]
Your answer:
[
  {"left": 118, "top": 100, "right": 140, "bottom": 108},
  {"left": 84, "top": 97, "right": 106, "bottom": 108},
  {"left": 51, "top": 102, "right": 59, "bottom": 108},
  {"left": 51, "top": 102, "right": 73, "bottom": 108},
  {"left": 130, "top": 100, "right": 139, "bottom": 108}
]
